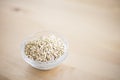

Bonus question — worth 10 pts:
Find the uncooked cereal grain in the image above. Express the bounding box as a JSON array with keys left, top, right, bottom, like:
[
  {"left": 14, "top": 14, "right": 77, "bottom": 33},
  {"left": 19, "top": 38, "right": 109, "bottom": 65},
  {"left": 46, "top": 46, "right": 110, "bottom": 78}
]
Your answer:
[{"left": 24, "top": 34, "right": 65, "bottom": 62}]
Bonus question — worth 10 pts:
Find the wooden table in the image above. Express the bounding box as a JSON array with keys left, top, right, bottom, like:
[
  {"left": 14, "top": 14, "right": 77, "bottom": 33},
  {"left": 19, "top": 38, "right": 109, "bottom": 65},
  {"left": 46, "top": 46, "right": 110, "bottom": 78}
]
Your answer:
[{"left": 0, "top": 0, "right": 120, "bottom": 80}]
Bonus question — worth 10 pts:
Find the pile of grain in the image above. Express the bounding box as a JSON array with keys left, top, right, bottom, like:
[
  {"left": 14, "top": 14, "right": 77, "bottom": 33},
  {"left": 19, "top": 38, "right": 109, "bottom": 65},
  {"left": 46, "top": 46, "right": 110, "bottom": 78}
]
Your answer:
[{"left": 24, "top": 34, "right": 65, "bottom": 62}]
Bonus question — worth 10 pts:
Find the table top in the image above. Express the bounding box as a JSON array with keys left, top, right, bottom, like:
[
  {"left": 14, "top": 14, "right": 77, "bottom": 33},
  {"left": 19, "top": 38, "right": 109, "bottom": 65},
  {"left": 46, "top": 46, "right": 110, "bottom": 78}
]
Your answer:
[{"left": 0, "top": 0, "right": 120, "bottom": 80}]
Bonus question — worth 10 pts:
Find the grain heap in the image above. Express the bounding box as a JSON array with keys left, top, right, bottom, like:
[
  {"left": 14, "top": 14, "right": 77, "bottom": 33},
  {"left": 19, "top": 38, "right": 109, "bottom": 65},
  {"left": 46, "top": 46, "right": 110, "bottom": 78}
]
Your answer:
[{"left": 24, "top": 34, "right": 65, "bottom": 62}]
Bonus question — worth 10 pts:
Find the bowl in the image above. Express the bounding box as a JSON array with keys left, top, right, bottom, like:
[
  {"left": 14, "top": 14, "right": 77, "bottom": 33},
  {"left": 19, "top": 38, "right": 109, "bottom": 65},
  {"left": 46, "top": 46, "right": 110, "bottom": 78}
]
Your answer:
[{"left": 21, "top": 31, "right": 68, "bottom": 70}]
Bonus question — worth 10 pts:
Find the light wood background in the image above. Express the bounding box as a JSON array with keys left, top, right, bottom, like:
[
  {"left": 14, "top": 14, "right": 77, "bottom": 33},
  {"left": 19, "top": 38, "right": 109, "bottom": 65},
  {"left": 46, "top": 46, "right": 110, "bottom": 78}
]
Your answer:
[{"left": 0, "top": 0, "right": 120, "bottom": 80}]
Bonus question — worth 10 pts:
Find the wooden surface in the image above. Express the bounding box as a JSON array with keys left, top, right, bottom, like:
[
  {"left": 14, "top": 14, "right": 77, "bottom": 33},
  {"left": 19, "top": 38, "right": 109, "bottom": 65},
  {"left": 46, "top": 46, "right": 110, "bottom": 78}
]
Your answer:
[{"left": 0, "top": 0, "right": 120, "bottom": 80}]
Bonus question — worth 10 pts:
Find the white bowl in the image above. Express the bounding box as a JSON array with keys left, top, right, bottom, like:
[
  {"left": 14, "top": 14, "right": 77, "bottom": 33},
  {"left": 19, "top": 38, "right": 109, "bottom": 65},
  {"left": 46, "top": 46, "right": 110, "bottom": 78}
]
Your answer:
[{"left": 21, "top": 31, "right": 68, "bottom": 70}]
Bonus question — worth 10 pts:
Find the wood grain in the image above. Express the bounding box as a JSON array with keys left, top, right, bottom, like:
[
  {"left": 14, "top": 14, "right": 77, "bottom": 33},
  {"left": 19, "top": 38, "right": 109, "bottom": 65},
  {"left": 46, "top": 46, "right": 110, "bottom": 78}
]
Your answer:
[{"left": 0, "top": 0, "right": 120, "bottom": 80}]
